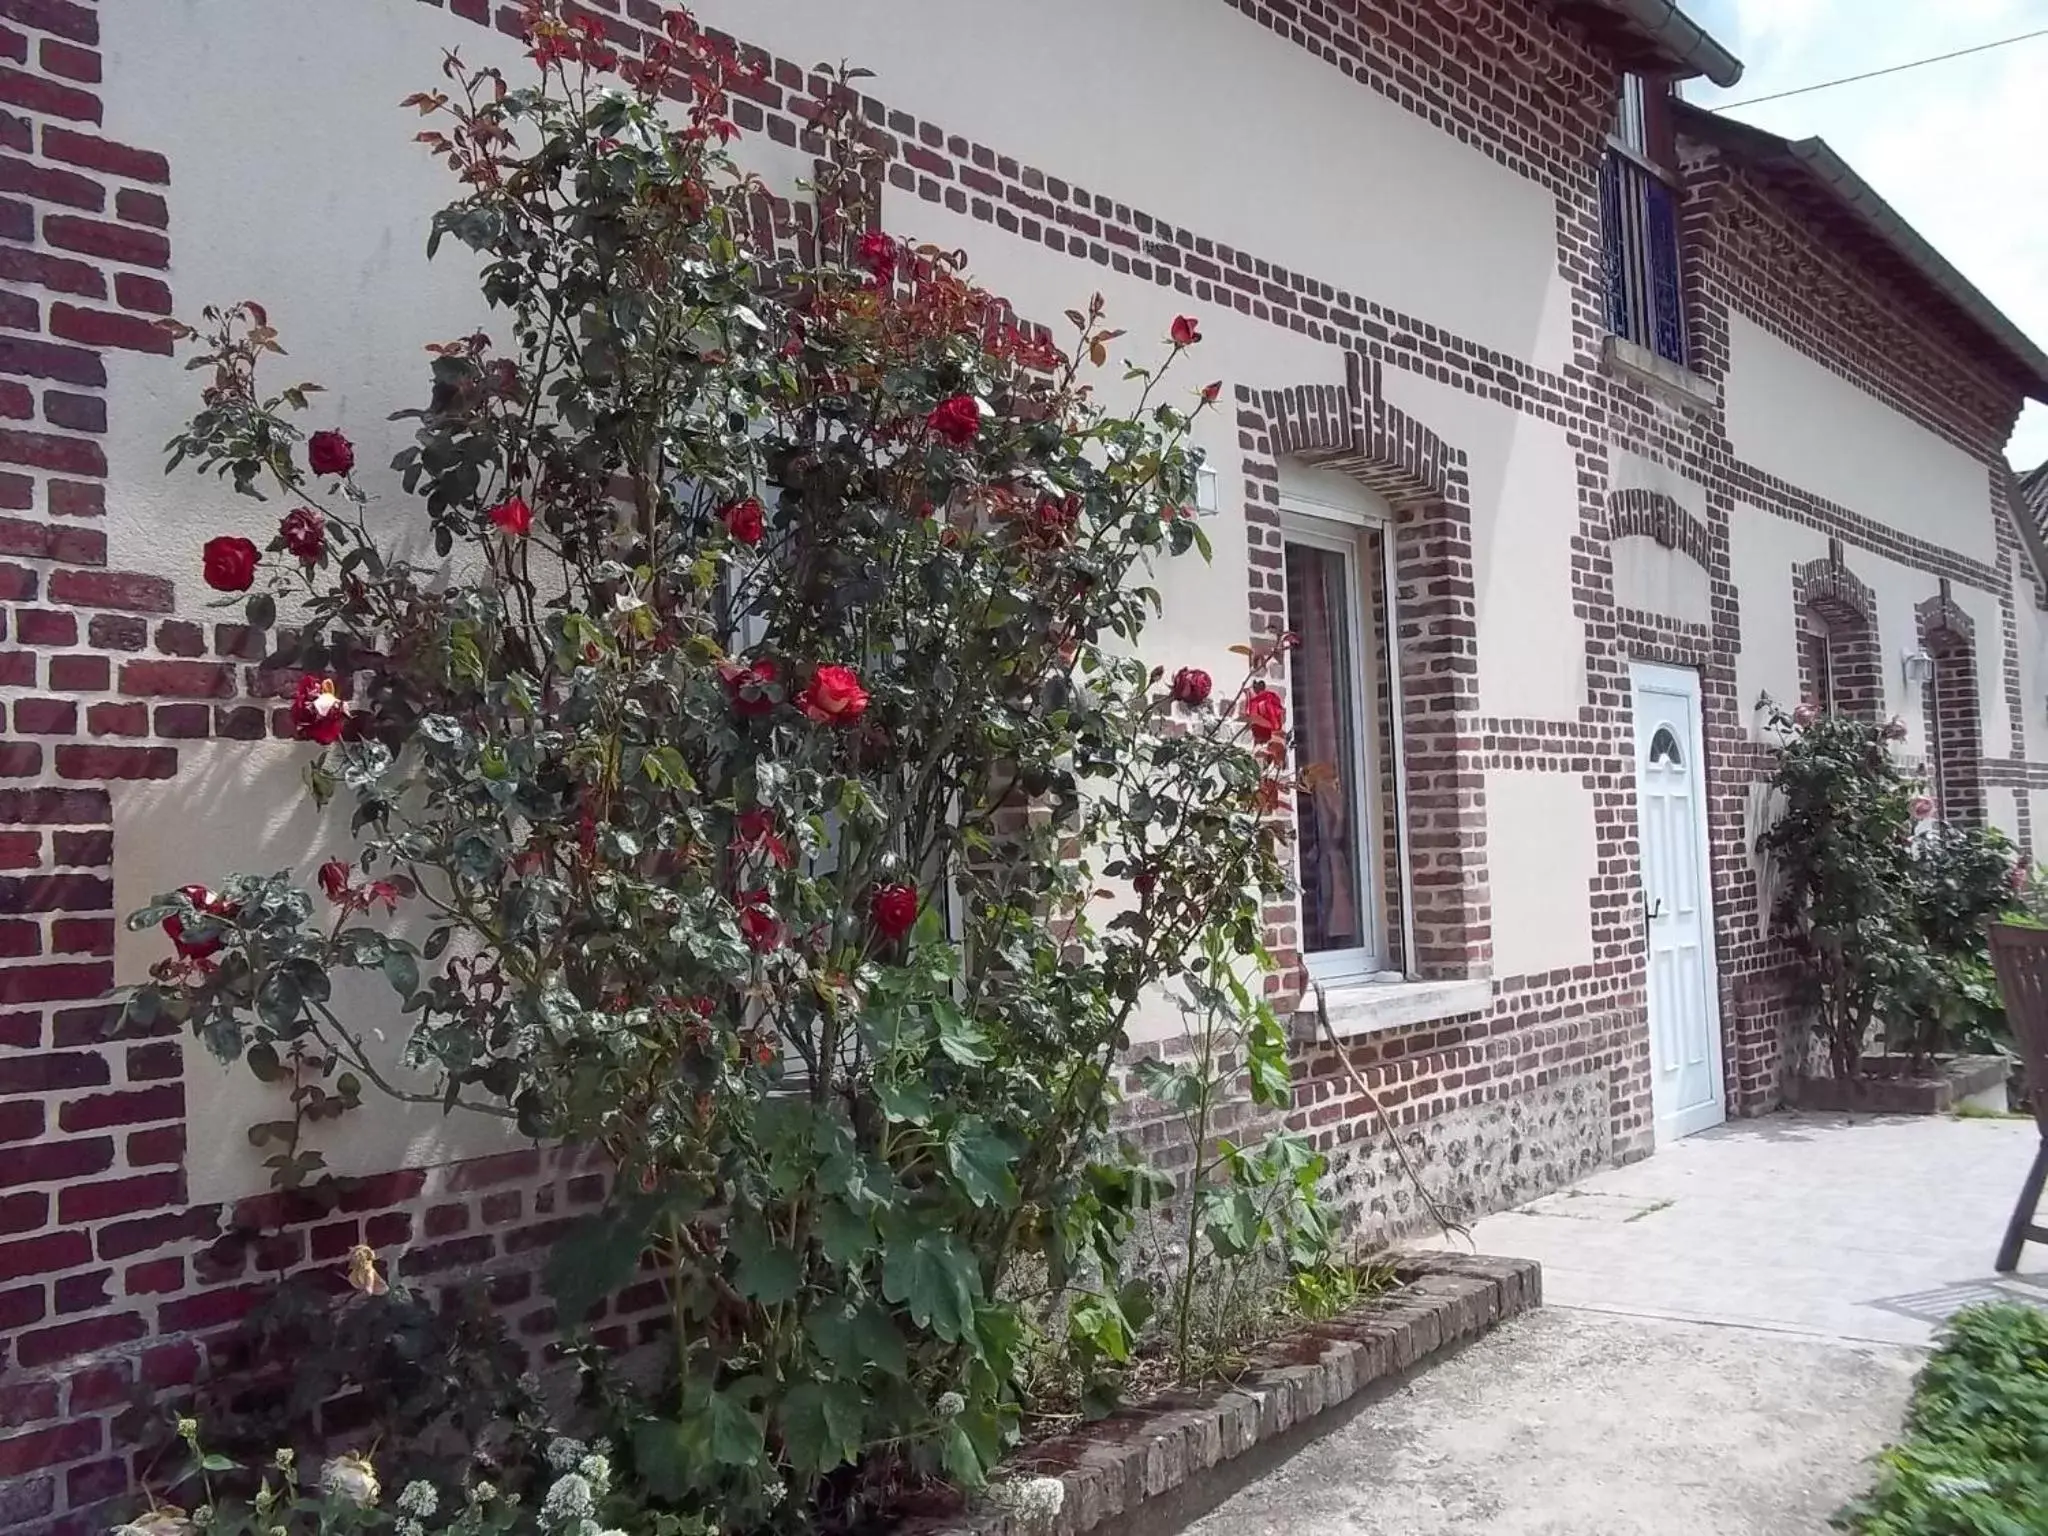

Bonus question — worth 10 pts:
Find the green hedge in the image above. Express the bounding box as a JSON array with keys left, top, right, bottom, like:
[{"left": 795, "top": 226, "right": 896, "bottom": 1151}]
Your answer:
[{"left": 1839, "top": 1303, "right": 2048, "bottom": 1534}]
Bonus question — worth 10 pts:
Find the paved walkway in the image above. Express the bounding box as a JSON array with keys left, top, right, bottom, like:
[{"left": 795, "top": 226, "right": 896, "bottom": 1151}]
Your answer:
[{"left": 1186, "top": 1111, "right": 2047, "bottom": 1535}]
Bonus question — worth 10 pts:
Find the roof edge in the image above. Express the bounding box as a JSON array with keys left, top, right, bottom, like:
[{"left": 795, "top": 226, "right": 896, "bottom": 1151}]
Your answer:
[
  {"left": 1677, "top": 102, "right": 2048, "bottom": 402},
  {"left": 1586, "top": 0, "right": 1744, "bottom": 87}
]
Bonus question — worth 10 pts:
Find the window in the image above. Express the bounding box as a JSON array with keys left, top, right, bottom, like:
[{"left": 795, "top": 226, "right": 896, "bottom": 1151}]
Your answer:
[
  {"left": 1278, "top": 497, "right": 1407, "bottom": 982},
  {"left": 1798, "top": 616, "right": 1834, "bottom": 714},
  {"left": 1601, "top": 74, "right": 1687, "bottom": 368}
]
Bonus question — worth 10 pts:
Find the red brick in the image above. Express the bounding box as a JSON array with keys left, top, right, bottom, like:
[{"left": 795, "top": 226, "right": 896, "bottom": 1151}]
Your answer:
[
  {"left": 0, "top": 376, "right": 26, "bottom": 416},
  {"left": 0, "top": 108, "right": 22, "bottom": 151},
  {"left": 0, "top": 334, "right": 103, "bottom": 386},
  {"left": 113, "top": 271, "right": 169, "bottom": 314},
  {"left": 44, "top": 213, "right": 162, "bottom": 267},
  {"left": 15, "top": 1310, "right": 143, "bottom": 1368},
  {"left": 336, "top": 1168, "right": 428, "bottom": 1211},
  {"left": 0, "top": 289, "right": 34, "bottom": 330},
  {"left": 0, "top": 1, "right": 98, "bottom": 45},
  {"left": 122, "top": 1256, "right": 180, "bottom": 1294},
  {"left": 124, "top": 1040, "right": 177, "bottom": 1081},
  {"left": 50, "top": 829, "right": 105, "bottom": 863},
  {"left": 0, "top": 425, "right": 101, "bottom": 476},
  {"left": 51, "top": 1267, "right": 106, "bottom": 1313},
  {"left": 0, "top": 191, "right": 25, "bottom": 239},
  {"left": 0, "top": 1189, "right": 44, "bottom": 1234},
  {"left": 0, "top": 1229, "right": 89, "bottom": 1282},
  {"left": 214, "top": 703, "right": 265, "bottom": 740},
  {"left": 84, "top": 699, "right": 142, "bottom": 735},
  {"left": 47, "top": 652, "right": 108, "bottom": 689},
  {"left": 49, "top": 916, "right": 108, "bottom": 953},
  {"left": 158, "top": 1284, "right": 263, "bottom": 1334},
  {"left": 151, "top": 703, "right": 208, "bottom": 737},
  {"left": 40, "top": 125, "right": 160, "bottom": 182},
  {"left": 0, "top": 786, "right": 106, "bottom": 822},
  {"left": 85, "top": 612, "right": 141, "bottom": 648},
  {"left": 65, "top": 1455, "right": 130, "bottom": 1507},
  {"left": 0, "top": 1379, "right": 57, "bottom": 1430},
  {"left": 0, "top": 828, "right": 36, "bottom": 865},
  {"left": 56, "top": 744, "right": 176, "bottom": 779},
  {"left": 0, "top": 64, "right": 96, "bottom": 123},
  {"left": 0, "top": 25, "right": 18, "bottom": 64},
  {"left": 51, "top": 570, "right": 170, "bottom": 612},
  {"left": 0, "top": 958, "right": 109, "bottom": 1004},
  {"left": 37, "top": 37, "right": 96, "bottom": 84},
  {"left": 47, "top": 476, "right": 99, "bottom": 515},
  {"left": 94, "top": 1205, "right": 214, "bottom": 1262},
  {"left": 0, "top": 1281, "right": 45, "bottom": 1329},
  {"left": 0, "top": 245, "right": 105, "bottom": 299},
  {"left": 49, "top": 300, "right": 172, "bottom": 355},
  {"left": 125, "top": 1124, "right": 182, "bottom": 1167},
  {"left": 0, "top": 1009, "right": 35, "bottom": 1048},
  {"left": 0, "top": 743, "right": 47, "bottom": 776},
  {"left": 113, "top": 185, "right": 162, "bottom": 227},
  {"left": 140, "top": 1340, "right": 200, "bottom": 1388},
  {"left": 0, "top": 1047, "right": 106, "bottom": 1095},
  {"left": 12, "top": 696, "right": 72, "bottom": 732},
  {"left": 117, "top": 658, "right": 228, "bottom": 694},
  {"left": 39, "top": 388, "right": 101, "bottom": 434},
  {"left": 422, "top": 1202, "right": 469, "bottom": 1239},
  {"left": 59, "top": 1085, "right": 181, "bottom": 1133},
  {"left": 0, "top": 468, "right": 27, "bottom": 506},
  {"left": 0, "top": 646, "right": 30, "bottom": 684},
  {"left": 153, "top": 618, "right": 202, "bottom": 655},
  {"left": 0, "top": 150, "right": 100, "bottom": 209},
  {"left": 0, "top": 873, "right": 105, "bottom": 916},
  {"left": 57, "top": 1172, "right": 181, "bottom": 1224},
  {"left": 48, "top": 1000, "right": 126, "bottom": 1046},
  {"left": 0, "top": 1418, "right": 100, "bottom": 1479},
  {"left": 0, "top": 557, "right": 35, "bottom": 597},
  {"left": 446, "top": 1149, "right": 542, "bottom": 1190},
  {"left": 17, "top": 608, "right": 76, "bottom": 644},
  {"left": 0, "top": 916, "right": 38, "bottom": 955}
]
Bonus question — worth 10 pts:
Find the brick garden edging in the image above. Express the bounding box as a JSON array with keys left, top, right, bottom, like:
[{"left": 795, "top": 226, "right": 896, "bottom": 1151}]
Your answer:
[{"left": 904, "top": 1251, "right": 1540, "bottom": 1536}]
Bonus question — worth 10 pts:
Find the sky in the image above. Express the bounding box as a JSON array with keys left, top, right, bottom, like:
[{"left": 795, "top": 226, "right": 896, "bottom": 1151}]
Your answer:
[{"left": 1681, "top": 0, "right": 2048, "bottom": 468}]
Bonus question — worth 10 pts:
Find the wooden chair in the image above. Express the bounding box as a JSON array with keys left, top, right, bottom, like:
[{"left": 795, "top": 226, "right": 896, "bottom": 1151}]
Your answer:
[{"left": 1984, "top": 923, "right": 2048, "bottom": 1272}]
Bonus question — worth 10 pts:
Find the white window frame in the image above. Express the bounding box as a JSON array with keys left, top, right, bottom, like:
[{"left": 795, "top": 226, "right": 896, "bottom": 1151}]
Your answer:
[{"left": 1277, "top": 500, "right": 1411, "bottom": 983}]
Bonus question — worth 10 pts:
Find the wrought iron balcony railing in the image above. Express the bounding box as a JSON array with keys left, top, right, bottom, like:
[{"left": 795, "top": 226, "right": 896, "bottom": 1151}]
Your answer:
[{"left": 1600, "top": 146, "right": 1687, "bottom": 368}]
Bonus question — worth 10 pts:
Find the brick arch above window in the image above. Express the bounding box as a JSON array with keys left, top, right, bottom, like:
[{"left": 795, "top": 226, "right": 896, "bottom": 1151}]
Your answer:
[
  {"left": 1791, "top": 556, "right": 1884, "bottom": 722},
  {"left": 1916, "top": 591, "right": 1985, "bottom": 827},
  {"left": 1236, "top": 352, "right": 1487, "bottom": 990},
  {"left": 1607, "top": 489, "right": 1712, "bottom": 570}
]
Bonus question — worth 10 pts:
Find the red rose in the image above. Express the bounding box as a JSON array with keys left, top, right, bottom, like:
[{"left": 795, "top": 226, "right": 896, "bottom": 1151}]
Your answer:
[
  {"left": 291, "top": 672, "right": 349, "bottom": 746},
  {"left": 488, "top": 494, "right": 532, "bottom": 536},
  {"left": 318, "top": 858, "right": 353, "bottom": 904},
  {"left": 870, "top": 882, "right": 918, "bottom": 942},
  {"left": 1170, "top": 315, "right": 1201, "bottom": 347},
  {"left": 280, "top": 507, "right": 325, "bottom": 565},
  {"left": 1883, "top": 716, "right": 1908, "bottom": 741},
  {"left": 799, "top": 663, "right": 869, "bottom": 725},
  {"left": 1200, "top": 380, "right": 1222, "bottom": 403},
  {"left": 1170, "top": 667, "right": 1212, "bottom": 707},
  {"left": 737, "top": 888, "right": 782, "bottom": 953},
  {"left": 734, "top": 806, "right": 793, "bottom": 868},
  {"left": 1911, "top": 794, "right": 1936, "bottom": 822},
  {"left": 723, "top": 657, "right": 780, "bottom": 718},
  {"left": 926, "top": 395, "right": 982, "bottom": 447},
  {"left": 202, "top": 535, "right": 260, "bottom": 593},
  {"left": 721, "top": 497, "right": 764, "bottom": 545},
  {"left": 857, "top": 230, "right": 898, "bottom": 286},
  {"left": 163, "top": 883, "right": 237, "bottom": 961},
  {"left": 1243, "top": 687, "right": 1286, "bottom": 743},
  {"left": 306, "top": 430, "right": 355, "bottom": 478}
]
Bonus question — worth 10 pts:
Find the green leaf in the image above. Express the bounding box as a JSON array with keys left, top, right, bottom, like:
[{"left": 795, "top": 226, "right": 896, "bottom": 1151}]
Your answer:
[
  {"left": 880, "top": 1228, "right": 980, "bottom": 1343},
  {"left": 246, "top": 1040, "right": 284, "bottom": 1083},
  {"left": 1201, "top": 1187, "right": 1260, "bottom": 1258},
  {"left": 815, "top": 1199, "right": 876, "bottom": 1268},
  {"left": 255, "top": 969, "right": 303, "bottom": 1033},
  {"left": 730, "top": 1214, "right": 803, "bottom": 1305},
  {"left": 380, "top": 946, "right": 419, "bottom": 999},
  {"left": 542, "top": 1195, "right": 665, "bottom": 1323},
  {"left": 944, "top": 1116, "right": 1019, "bottom": 1209},
  {"left": 933, "top": 999, "right": 991, "bottom": 1066},
  {"left": 776, "top": 1380, "right": 864, "bottom": 1473},
  {"left": 685, "top": 1384, "right": 768, "bottom": 1468},
  {"left": 875, "top": 1074, "right": 933, "bottom": 1125}
]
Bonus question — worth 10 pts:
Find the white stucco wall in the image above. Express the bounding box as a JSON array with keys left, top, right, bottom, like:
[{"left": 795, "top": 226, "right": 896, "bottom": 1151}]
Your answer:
[
  {"left": 1485, "top": 771, "right": 1597, "bottom": 981},
  {"left": 1723, "top": 312, "right": 1998, "bottom": 566}
]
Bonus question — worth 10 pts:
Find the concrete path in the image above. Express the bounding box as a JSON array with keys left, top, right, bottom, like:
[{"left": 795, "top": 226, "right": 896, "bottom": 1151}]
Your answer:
[{"left": 1185, "top": 1111, "right": 2048, "bottom": 1535}]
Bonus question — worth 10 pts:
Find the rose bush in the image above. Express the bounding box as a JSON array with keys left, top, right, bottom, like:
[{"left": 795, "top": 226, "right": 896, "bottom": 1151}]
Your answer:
[{"left": 127, "top": 6, "right": 1303, "bottom": 1530}]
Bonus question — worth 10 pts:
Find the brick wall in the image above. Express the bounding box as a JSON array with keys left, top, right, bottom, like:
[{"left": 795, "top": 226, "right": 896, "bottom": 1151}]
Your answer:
[{"left": 8, "top": 0, "right": 2048, "bottom": 1525}]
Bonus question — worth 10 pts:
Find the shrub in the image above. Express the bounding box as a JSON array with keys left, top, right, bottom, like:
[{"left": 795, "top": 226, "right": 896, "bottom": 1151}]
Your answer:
[
  {"left": 124, "top": 5, "right": 1307, "bottom": 1529},
  {"left": 1837, "top": 1302, "right": 2048, "bottom": 1534}
]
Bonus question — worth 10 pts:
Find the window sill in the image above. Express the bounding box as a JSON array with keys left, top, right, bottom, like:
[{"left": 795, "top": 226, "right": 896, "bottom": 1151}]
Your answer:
[
  {"left": 1602, "top": 335, "right": 1718, "bottom": 414},
  {"left": 1290, "top": 977, "right": 1493, "bottom": 1043}
]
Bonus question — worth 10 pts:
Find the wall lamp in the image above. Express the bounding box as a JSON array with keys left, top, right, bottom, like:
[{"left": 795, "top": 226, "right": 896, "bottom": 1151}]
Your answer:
[{"left": 1901, "top": 649, "right": 1935, "bottom": 687}]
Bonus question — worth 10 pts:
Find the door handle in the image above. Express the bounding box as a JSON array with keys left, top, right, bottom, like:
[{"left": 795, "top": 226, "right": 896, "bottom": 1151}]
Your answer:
[{"left": 1642, "top": 892, "right": 1664, "bottom": 921}]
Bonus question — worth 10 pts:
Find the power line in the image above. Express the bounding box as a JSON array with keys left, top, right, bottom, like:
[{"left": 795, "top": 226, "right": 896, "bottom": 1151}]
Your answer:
[{"left": 1712, "top": 25, "right": 2048, "bottom": 110}]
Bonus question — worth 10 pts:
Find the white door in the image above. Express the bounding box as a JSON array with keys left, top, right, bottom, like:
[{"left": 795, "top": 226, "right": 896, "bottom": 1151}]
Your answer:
[{"left": 1632, "top": 663, "right": 1726, "bottom": 1142}]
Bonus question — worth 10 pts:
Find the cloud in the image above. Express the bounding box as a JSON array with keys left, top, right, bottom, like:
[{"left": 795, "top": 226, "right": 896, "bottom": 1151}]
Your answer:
[{"left": 1686, "top": 1, "right": 2048, "bottom": 466}]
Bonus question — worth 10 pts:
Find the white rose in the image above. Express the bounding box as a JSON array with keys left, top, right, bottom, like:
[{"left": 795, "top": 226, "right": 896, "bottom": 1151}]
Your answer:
[{"left": 318, "top": 1452, "right": 381, "bottom": 1509}]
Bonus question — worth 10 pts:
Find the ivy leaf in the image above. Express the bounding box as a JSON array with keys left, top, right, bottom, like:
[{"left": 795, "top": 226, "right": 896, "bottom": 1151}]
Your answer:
[
  {"left": 944, "top": 1116, "right": 1019, "bottom": 1209},
  {"left": 730, "top": 1215, "right": 803, "bottom": 1305},
  {"left": 881, "top": 1228, "right": 980, "bottom": 1343},
  {"left": 776, "top": 1380, "right": 864, "bottom": 1473}
]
